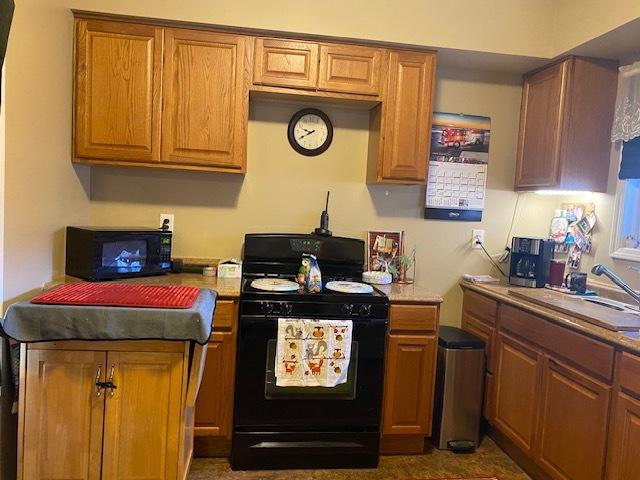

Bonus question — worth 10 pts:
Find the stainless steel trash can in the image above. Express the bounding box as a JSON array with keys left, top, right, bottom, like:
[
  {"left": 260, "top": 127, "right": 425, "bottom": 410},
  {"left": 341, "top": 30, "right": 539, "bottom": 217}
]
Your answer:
[{"left": 433, "top": 326, "right": 485, "bottom": 452}]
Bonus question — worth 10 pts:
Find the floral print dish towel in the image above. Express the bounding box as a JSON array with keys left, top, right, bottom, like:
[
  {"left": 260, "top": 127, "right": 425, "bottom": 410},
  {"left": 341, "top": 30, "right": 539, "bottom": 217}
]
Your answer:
[{"left": 276, "top": 318, "right": 352, "bottom": 387}]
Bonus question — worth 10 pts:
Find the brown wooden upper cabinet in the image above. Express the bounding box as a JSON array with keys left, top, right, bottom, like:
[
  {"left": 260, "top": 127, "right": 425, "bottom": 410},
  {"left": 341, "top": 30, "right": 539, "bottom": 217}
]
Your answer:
[
  {"left": 253, "top": 38, "right": 384, "bottom": 97},
  {"left": 74, "top": 19, "right": 163, "bottom": 163},
  {"left": 368, "top": 51, "right": 436, "bottom": 184},
  {"left": 74, "top": 18, "right": 249, "bottom": 173},
  {"left": 253, "top": 38, "right": 319, "bottom": 89},
  {"left": 162, "top": 29, "right": 249, "bottom": 170},
  {"left": 318, "top": 44, "right": 384, "bottom": 96},
  {"left": 515, "top": 56, "right": 618, "bottom": 192},
  {"left": 74, "top": 13, "right": 437, "bottom": 181}
]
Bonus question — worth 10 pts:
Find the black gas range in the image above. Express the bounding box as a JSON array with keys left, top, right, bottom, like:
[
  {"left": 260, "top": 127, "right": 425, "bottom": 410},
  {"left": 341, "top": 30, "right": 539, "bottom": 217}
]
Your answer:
[{"left": 231, "top": 234, "right": 389, "bottom": 470}]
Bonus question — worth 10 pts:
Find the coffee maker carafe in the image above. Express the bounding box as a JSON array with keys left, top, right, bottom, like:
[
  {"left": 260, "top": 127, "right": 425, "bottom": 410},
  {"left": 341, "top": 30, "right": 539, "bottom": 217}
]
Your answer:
[{"left": 509, "top": 237, "right": 554, "bottom": 288}]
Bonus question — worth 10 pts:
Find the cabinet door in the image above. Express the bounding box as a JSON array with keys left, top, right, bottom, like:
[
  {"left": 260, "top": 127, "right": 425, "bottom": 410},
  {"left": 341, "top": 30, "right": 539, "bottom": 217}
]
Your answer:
[
  {"left": 22, "top": 350, "right": 106, "bottom": 480},
  {"left": 162, "top": 29, "right": 249, "bottom": 170},
  {"left": 75, "top": 20, "right": 162, "bottom": 162},
  {"left": 101, "top": 351, "right": 184, "bottom": 480},
  {"left": 607, "top": 391, "right": 640, "bottom": 480},
  {"left": 493, "top": 332, "right": 542, "bottom": 455},
  {"left": 380, "top": 51, "right": 435, "bottom": 183},
  {"left": 318, "top": 44, "right": 384, "bottom": 95},
  {"left": 515, "top": 60, "right": 569, "bottom": 189},
  {"left": 194, "top": 330, "right": 237, "bottom": 438},
  {"left": 253, "top": 38, "right": 319, "bottom": 89},
  {"left": 462, "top": 312, "right": 495, "bottom": 373},
  {"left": 382, "top": 334, "right": 437, "bottom": 435},
  {"left": 537, "top": 357, "right": 610, "bottom": 480}
]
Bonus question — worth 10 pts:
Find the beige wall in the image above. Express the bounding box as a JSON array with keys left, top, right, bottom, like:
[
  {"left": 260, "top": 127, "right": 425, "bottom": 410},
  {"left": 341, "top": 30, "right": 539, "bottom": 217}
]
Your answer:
[
  {"left": 90, "top": 67, "right": 560, "bottom": 325},
  {"left": 3, "top": 1, "right": 91, "bottom": 302},
  {"left": 553, "top": 0, "right": 640, "bottom": 55}
]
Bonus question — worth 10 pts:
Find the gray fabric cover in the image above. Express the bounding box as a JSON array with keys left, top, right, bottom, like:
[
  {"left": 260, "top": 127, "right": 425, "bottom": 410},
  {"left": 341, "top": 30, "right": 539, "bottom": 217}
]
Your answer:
[{"left": 0, "top": 289, "right": 217, "bottom": 345}]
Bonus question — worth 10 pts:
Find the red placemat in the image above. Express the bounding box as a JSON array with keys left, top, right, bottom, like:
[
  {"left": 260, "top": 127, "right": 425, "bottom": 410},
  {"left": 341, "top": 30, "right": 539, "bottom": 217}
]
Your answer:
[{"left": 31, "top": 283, "right": 200, "bottom": 309}]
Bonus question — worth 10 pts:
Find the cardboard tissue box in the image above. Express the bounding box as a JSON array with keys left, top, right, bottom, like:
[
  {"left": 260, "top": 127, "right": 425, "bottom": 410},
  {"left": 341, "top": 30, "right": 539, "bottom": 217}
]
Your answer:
[{"left": 217, "top": 258, "right": 242, "bottom": 278}]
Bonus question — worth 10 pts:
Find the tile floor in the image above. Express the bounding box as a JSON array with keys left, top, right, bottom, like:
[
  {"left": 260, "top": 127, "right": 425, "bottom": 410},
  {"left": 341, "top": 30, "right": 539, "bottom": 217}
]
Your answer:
[{"left": 188, "top": 437, "right": 530, "bottom": 480}]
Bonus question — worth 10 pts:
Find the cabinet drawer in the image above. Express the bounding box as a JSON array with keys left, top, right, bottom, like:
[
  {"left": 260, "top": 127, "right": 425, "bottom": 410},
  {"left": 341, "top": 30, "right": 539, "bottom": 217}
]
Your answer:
[
  {"left": 618, "top": 351, "right": 640, "bottom": 397},
  {"left": 500, "top": 305, "right": 615, "bottom": 382},
  {"left": 212, "top": 301, "right": 237, "bottom": 331},
  {"left": 253, "top": 38, "right": 319, "bottom": 89},
  {"left": 318, "top": 44, "right": 384, "bottom": 95},
  {"left": 462, "top": 290, "right": 498, "bottom": 325},
  {"left": 389, "top": 304, "right": 438, "bottom": 332}
]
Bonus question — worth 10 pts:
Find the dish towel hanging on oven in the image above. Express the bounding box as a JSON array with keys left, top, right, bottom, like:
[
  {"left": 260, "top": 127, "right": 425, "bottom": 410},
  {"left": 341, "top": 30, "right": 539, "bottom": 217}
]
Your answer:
[{"left": 276, "top": 318, "right": 352, "bottom": 387}]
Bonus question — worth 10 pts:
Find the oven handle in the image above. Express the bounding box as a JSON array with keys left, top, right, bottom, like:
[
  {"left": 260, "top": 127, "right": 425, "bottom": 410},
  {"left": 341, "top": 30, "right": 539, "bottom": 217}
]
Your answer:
[
  {"left": 240, "top": 316, "right": 388, "bottom": 327},
  {"left": 249, "top": 440, "right": 368, "bottom": 449}
]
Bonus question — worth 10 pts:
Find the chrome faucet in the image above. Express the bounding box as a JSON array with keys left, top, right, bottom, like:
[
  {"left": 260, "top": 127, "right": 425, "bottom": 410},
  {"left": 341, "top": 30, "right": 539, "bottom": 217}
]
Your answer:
[{"left": 591, "top": 264, "right": 640, "bottom": 310}]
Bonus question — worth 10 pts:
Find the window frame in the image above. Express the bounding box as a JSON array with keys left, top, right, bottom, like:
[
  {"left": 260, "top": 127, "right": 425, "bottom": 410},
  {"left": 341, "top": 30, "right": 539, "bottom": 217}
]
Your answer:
[{"left": 611, "top": 176, "right": 640, "bottom": 262}]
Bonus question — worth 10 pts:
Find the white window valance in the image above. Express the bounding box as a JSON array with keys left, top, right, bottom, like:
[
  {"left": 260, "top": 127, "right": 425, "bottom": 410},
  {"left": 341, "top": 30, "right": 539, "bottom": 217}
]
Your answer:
[{"left": 612, "top": 61, "right": 640, "bottom": 142}]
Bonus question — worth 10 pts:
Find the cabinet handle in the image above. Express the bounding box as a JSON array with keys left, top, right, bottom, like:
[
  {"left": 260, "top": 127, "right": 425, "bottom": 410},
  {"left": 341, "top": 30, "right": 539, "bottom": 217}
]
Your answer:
[
  {"left": 95, "top": 364, "right": 117, "bottom": 397},
  {"left": 107, "top": 364, "right": 116, "bottom": 397},
  {"left": 95, "top": 364, "right": 103, "bottom": 397}
]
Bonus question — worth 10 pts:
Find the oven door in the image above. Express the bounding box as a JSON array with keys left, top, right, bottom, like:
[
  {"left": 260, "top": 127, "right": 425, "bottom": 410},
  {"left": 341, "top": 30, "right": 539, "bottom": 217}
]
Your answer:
[{"left": 234, "top": 313, "right": 387, "bottom": 431}]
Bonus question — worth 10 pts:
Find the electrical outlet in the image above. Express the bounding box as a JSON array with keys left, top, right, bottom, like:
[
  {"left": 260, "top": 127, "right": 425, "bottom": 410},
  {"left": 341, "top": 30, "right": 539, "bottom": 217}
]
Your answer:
[
  {"left": 471, "top": 229, "right": 485, "bottom": 249},
  {"left": 160, "top": 213, "right": 174, "bottom": 233}
]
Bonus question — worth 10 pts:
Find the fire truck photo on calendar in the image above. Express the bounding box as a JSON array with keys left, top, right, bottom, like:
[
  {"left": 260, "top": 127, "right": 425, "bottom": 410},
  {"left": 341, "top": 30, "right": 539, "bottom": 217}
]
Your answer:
[{"left": 425, "top": 112, "right": 491, "bottom": 221}]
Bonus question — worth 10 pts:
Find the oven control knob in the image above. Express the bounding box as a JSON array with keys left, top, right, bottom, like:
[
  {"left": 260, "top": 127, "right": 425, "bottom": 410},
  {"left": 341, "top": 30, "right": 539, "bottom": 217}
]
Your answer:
[
  {"left": 359, "top": 304, "right": 372, "bottom": 317},
  {"left": 260, "top": 302, "right": 274, "bottom": 315},
  {"left": 342, "top": 304, "right": 355, "bottom": 316},
  {"left": 282, "top": 303, "right": 293, "bottom": 315}
]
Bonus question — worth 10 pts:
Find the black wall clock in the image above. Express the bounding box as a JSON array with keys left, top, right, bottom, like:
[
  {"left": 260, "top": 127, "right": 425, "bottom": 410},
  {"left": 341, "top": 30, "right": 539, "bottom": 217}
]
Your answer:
[{"left": 287, "top": 108, "right": 333, "bottom": 156}]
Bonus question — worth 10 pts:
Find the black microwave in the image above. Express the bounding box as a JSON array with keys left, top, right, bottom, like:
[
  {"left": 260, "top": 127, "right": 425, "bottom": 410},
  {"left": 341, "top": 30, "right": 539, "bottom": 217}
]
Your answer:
[{"left": 65, "top": 227, "right": 172, "bottom": 281}]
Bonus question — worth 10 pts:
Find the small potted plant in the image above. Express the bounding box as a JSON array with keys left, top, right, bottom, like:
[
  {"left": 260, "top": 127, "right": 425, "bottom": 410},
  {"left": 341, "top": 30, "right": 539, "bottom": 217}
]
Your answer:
[{"left": 387, "top": 245, "right": 416, "bottom": 284}]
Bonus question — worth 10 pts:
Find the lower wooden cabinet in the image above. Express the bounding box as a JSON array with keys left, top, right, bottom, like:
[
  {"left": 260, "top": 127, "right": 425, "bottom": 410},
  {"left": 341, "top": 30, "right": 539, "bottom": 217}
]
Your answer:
[
  {"left": 463, "top": 288, "right": 624, "bottom": 480},
  {"left": 194, "top": 300, "right": 238, "bottom": 456},
  {"left": 101, "top": 351, "right": 185, "bottom": 480},
  {"left": 537, "top": 358, "right": 610, "bottom": 480},
  {"left": 382, "top": 334, "right": 437, "bottom": 435},
  {"left": 22, "top": 349, "right": 105, "bottom": 480},
  {"left": 493, "top": 332, "right": 542, "bottom": 455},
  {"left": 20, "top": 342, "right": 191, "bottom": 480},
  {"left": 194, "top": 329, "right": 236, "bottom": 438},
  {"left": 606, "top": 391, "right": 640, "bottom": 480},
  {"left": 381, "top": 303, "right": 439, "bottom": 454}
]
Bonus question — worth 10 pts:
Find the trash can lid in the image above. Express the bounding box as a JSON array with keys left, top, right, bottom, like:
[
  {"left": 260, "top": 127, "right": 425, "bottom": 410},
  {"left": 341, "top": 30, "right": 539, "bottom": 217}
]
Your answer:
[{"left": 438, "top": 325, "right": 485, "bottom": 349}]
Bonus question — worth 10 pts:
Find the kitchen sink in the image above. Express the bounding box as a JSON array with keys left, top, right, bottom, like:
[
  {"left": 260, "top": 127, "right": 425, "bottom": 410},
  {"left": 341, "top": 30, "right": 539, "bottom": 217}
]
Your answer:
[{"left": 582, "top": 296, "right": 640, "bottom": 315}]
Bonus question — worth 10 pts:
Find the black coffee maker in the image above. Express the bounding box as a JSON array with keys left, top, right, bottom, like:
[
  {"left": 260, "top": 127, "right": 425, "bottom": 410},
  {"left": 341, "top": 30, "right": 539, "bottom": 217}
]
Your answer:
[{"left": 509, "top": 237, "right": 554, "bottom": 288}]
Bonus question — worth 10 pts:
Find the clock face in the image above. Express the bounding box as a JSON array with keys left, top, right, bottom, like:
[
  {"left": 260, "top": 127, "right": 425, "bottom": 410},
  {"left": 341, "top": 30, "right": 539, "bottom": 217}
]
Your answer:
[{"left": 287, "top": 108, "right": 333, "bottom": 156}]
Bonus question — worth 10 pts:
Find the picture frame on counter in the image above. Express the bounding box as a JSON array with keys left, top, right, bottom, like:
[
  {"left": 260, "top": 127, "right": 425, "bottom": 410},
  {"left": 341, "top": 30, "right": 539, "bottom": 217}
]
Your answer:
[{"left": 366, "top": 230, "right": 403, "bottom": 272}]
